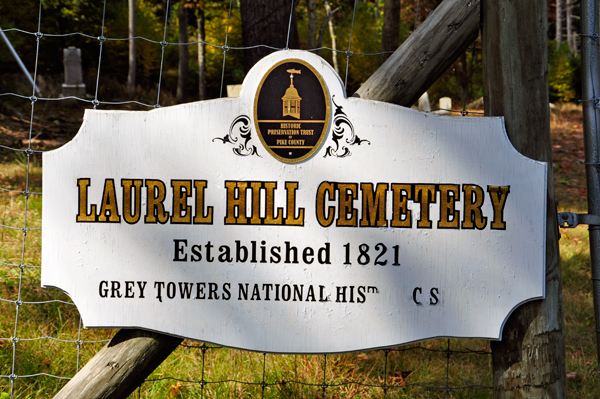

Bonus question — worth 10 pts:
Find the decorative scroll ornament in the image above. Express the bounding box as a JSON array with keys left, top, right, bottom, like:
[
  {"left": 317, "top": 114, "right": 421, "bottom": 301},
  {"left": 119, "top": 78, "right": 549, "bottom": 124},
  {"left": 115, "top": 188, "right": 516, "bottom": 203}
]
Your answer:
[
  {"left": 213, "top": 115, "right": 261, "bottom": 157},
  {"left": 324, "top": 96, "right": 370, "bottom": 158}
]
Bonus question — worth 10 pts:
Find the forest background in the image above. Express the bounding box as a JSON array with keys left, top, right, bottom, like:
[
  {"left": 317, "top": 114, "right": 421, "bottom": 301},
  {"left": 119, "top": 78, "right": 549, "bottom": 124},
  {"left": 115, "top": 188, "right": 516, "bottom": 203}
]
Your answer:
[{"left": 0, "top": 0, "right": 582, "bottom": 108}]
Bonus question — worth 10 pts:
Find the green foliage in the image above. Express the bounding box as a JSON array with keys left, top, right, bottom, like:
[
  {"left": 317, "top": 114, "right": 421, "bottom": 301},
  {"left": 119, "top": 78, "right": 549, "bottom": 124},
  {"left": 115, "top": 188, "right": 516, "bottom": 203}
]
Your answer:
[
  {"left": 342, "top": 2, "right": 383, "bottom": 93},
  {"left": 0, "top": 0, "right": 447, "bottom": 101},
  {"left": 296, "top": 1, "right": 383, "bottom": 93},
  {"left": 0, "top": 0, "right": 241, "bottom": 101},
  {"left": 558, "top": 226, "right": 600, "bottom": 398},
  {"left": 549, "top": 41, "right": 581, "bottom": 103}
]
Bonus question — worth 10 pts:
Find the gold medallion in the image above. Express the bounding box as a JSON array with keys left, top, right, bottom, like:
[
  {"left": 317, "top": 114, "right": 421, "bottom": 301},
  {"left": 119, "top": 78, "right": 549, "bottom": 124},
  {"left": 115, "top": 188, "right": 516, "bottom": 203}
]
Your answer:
[{"left": 254, "top": 59, "right": 330, "bottom": 163}]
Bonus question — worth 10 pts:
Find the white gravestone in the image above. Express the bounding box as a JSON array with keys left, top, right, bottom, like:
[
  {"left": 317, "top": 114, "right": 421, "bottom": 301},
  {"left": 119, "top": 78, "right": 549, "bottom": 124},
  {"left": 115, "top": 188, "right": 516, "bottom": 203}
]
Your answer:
[
  {"left": 439, "top": 96, "right": 452, "bottom": 111},
  {"left": 42, "top": 50, "right": 547, "bottom": 354},
  {"left": 61, "top": 46, "right": 86, "bottom": 98},
  {"left": 433, "top": 97, "right": 453, "bottom": 115},
  {"left": 227, "top": 84, "right": 242, "bottom": 97},
  {"left": 418, "top": 92, "right": 431, "bottom": 112}
]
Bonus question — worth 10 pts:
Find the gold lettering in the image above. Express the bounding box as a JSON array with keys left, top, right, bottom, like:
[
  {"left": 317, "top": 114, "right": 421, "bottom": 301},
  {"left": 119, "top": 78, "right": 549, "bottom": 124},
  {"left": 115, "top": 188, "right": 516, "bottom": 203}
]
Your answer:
[
  {"left": 121, "top": 179, "right": 142, "bottom": 224},
  {"left": 390, "top": 184, "right": 412, "bottom": 227},
  {"left": 284, "top": 182, "right": 304, "bottom": 226},
  {"left": 316, "top": 182, "right": 335, "bottom": 227},
  {"left": 414, "top": 184, "right": 436, "bottom": 228},
  {"left": 97, "top": 179, "right": 121, "bottom": 223},
  {"left": 488, "top": 185, "right": 510, "bottom": 229},
  {"left": 264, "top": 182, "right": 284, "bottom": 225},
  {"left": 171, "top": 180, "right": 192, "bottom": 224},
  {"left": 145, "top": 180, "right": 169, "bottom": 224},
  {"left": 193, "top": 180, "right": 213, "bottom": 224},
  {"left": 438, "top": 184, "right": 460, "bottom": 229},
  {"left": 336, "top": 183, "right": 358, "bottom": 227},
  {"left": 360, "top": 183, "right": 388, "bottom": 227},
  {"left": 250, "top": 181, "right": 262, "bottom": 225},
  {"left": 76, "top": 178, "right": 97, "bottom": 222},
  {"left": 224, "top": 181, "right": 249, "bottom": 225},
  {"left": 462, "top": 184, "right": 487, "bottom": 229}
]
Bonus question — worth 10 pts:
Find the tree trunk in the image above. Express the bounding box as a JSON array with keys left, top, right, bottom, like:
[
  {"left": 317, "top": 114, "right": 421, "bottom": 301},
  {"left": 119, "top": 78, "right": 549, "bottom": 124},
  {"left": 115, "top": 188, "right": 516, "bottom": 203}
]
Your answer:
[
  {"left": 127, "top": 0, "right": 136, "bottom": 94},
  {"left": 53, "top": 329, "right": 183, "bottom": 399},
  {"left": 372, "top": 0, "right": 381, "bottom": 19},
  {"left": 306, "top": 0, "right": 318, "bottom": 50},
  {"left": 197, "top": 7, "right": 206, "bottom": 101},
  {"left": 355, "top": 0, "right": 480, "bottom": 107},
  {"left": 381, "top": 0, "right": 400, "bottom": 64},
  {"left": 240, "top": 0, "right": 300, "bottom": 73},
  {"left": 566, "top": 0, "right": 576, "bottom": 54},
  {"left": 315, "top": 6, "right": 338, "bottom": 57},
  {"left": 459, "top": 51, "right": 470, "bottom": 108},
  {"left": 482, "top": 0, "right": 567, "bottom": 396},
  {"left": 556, "top": 0, "right": 563, "bottom": 47},
  {"left": 176, "top": 3, "right": 189, "bottom": 104},
  {"left": 325, "top": 2, "right": 339, "bottom": 74}
]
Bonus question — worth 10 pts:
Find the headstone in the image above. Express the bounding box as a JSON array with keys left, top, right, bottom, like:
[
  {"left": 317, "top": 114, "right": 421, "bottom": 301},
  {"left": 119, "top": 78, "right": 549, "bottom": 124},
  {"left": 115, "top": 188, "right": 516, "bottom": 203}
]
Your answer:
[
  {"left": 439, "top": 97, "right": 452, "bottom": 111},
  {"left": 418, "top": 92, "right": 430, "bottom": 112},
  {"left": 433, "top": 96, "right": 452, "bottom": 115},
  {"left": 61, "top": 47, "right": 86, "bottom": 98},
  {"left": 467, "top": 97, "right": 484, "bottom": 109},
  {"left": 227, "top": 84, "right": 242, "bottom": 97}
]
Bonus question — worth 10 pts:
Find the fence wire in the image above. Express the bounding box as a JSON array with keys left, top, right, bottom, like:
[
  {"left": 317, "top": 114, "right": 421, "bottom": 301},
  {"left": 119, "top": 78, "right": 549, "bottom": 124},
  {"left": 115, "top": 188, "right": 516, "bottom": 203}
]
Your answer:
[
  {"left": 0, "top": 0, "right": 491, "bottom": 397},
  {"left": 137, "top": 340, "right": 491, "bottom": 398}
]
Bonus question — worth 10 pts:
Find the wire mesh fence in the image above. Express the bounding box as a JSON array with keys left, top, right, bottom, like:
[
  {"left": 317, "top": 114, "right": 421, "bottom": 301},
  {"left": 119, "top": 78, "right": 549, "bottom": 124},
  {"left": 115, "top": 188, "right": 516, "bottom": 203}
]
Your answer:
[
  {"left": 135, "top": 340, "right": 492, "bottom": 398},
  {"left": 0, "top": 0, "right": 492, "bottom": 397}
]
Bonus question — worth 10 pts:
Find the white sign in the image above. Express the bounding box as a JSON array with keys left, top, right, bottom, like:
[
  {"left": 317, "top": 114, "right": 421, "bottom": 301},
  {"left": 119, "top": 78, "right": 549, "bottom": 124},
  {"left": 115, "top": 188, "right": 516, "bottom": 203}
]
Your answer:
[{"left": 42, "top": 50, "right": 547, "bottom": 354}]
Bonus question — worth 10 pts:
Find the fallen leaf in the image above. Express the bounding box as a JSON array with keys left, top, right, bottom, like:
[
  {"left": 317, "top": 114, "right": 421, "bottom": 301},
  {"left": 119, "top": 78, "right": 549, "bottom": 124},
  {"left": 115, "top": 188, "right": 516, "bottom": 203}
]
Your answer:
[
  {"left": 388, "top": 370, "right": 412, "bottom": 387},
  {"left": 170, "top": 381, "right": 183, "bottom": 397}
]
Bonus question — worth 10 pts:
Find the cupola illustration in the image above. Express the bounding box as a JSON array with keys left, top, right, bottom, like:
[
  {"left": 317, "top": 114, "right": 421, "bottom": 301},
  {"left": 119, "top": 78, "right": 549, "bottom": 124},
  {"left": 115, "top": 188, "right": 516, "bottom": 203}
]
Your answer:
[{"left": 282, "top": 69, "right": 302, "bottom": 119}]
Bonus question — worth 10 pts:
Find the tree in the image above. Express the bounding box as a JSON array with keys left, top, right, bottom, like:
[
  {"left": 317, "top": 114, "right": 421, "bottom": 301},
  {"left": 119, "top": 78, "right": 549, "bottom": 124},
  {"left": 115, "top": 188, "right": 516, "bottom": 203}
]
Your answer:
[
  {"left": 556, "top": 0, "right": 563, "bottom": 47},
  {"left": 324, "top": 2, "right": 339, "bottom": 74},
  {"left": 176, "top": 2, "right": 189, "bottom": 103},
  {"left": 197, "top": 6, "right": 207, "bottom": 100},
  {"left": 566, "top": 0, "right": 576, "bottom": 54},
  {"left": 239, "top": 0, "right": 300, "bottom": 73},
  {"left": 315, "top": 5, "right": 339, "bottom": 57},
  {"left": 482, "top": 0, "right": 567, "bottom": 395},
  {"left": 127, "top": 0, "right": 136, "bottom": 94},
  {"left": 381, "top": 0, "right": 400, "bottom": 63},
  {"left": 306, "top": 0, "right": 318, "bottom": 50},
  {"left": 183, "top": 0, "right": 209, "bottom": 100}
]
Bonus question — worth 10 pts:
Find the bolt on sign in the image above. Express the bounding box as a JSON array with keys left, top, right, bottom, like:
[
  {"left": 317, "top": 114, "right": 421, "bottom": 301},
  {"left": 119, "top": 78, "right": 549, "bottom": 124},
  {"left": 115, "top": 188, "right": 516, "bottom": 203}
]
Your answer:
[{"left": 42, "top": 51, "right": 546, "bottom": 354}]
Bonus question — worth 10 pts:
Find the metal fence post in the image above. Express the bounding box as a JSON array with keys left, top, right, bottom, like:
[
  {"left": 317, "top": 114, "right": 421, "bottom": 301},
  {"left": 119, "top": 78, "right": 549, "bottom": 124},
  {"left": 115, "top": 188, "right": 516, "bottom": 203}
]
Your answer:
[
  {"left": 580, "top": 0, "right": 600, "bottom": 381},
  {"left": 0, "top": 27, "right": 40, "bottom": 95}
]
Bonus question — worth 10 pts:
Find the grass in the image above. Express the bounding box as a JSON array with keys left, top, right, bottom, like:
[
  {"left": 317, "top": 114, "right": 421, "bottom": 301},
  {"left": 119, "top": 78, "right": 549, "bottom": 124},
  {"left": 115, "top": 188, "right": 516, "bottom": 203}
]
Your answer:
[
  {"left": 134, "top": 339, "right": 492, "bottom": 398},
  {"left": 0, "top": 106, "right": 597, "bottom": 398},
  {"left": 559, "top": 225, "right": 600, "bottom": 398}
]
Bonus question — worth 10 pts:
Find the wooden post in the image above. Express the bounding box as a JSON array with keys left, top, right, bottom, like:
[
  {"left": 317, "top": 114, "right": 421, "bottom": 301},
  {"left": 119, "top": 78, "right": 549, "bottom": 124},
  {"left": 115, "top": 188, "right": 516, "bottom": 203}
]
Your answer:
[
  {"left": 53, "top": 0, "right": 483, "bottom": 397},
  {"left": 53, "top": 329, "right": 182, "bottom": 399},
  {"left": 354, "top": 0, "right": 480, "bottom": 106},
  {"left": 482, "top": 0, "right": 567, "bottom": 397}
]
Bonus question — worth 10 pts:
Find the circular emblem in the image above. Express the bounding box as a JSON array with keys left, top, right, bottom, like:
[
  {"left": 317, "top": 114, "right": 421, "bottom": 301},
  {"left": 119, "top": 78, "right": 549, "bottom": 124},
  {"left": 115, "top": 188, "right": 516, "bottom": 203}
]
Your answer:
[{"left": 254, "top": 59, "right": 330, "bottom": 163}]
